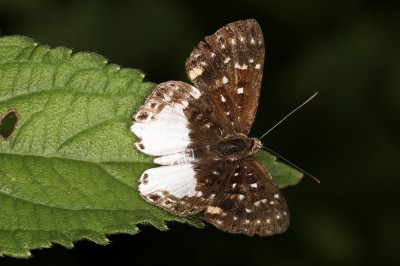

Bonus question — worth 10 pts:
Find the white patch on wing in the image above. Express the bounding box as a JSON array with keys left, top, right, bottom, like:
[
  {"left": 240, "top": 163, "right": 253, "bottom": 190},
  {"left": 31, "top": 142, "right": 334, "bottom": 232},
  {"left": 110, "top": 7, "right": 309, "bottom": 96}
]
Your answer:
[
  {"left": 139, "top": 163, "right": 197, "bottom": 198},
  {"left": 131, "top": 104, "right": 190, "bottom": 156},
  {"left": 206, "top": 206, "right": 223, "bottom": 214},
  {"left": 154, "top": 148, "right": 195, "bottom": 165}
]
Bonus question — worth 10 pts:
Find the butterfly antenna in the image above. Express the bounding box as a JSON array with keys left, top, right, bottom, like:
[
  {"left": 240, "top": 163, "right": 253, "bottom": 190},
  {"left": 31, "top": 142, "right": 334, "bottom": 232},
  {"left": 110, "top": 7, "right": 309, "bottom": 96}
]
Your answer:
[
  {"left": 261, "top": 145, "right": 320, "bottom": 183},
  {"left": 259, "top": 92, "right": 318, "bottom": 140}
]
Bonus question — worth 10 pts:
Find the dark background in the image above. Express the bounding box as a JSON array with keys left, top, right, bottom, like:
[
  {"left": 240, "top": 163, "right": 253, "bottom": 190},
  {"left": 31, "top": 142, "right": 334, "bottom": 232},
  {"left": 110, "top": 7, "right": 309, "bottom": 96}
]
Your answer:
[{"left": 1, "top": 0, "right": 399, "bottom": 265}]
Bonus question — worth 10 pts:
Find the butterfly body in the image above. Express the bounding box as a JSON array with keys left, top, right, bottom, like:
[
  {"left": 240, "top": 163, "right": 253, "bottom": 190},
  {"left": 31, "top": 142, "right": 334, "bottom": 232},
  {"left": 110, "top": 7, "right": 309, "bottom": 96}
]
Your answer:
[
  {"left": 193, "top": 134, "right": 261, "bottom": 162},
  {"left": 132, "top": 19, "right": 290, "bottom": 236}
]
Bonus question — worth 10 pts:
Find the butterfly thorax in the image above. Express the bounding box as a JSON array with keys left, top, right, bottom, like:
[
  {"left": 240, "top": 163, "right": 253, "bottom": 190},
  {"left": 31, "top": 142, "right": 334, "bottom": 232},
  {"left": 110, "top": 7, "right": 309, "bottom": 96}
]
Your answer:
[{"left": 208, "top": 134, "right": 261, "bottom": 162}]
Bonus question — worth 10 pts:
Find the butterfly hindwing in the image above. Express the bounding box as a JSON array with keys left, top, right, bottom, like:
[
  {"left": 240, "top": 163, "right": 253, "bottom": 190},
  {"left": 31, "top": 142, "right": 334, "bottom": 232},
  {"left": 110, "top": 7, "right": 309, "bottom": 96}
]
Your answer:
[
  {"left": 185, "top": 19, "right": 264, "bottom": 135},
  {"left": 204, "top": 158, "right": 289, "bottom": 236},
  {"left": 139, "top": 163, "right": 213, "bottom": 216}
]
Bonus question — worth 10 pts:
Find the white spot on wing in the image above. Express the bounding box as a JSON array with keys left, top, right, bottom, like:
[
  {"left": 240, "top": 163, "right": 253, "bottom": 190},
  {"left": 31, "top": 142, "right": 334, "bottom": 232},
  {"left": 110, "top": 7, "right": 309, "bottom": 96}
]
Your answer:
[
  {"left": 224, "top": 57, "right": 231, "bottom": 64},
  {"left": 237, "top": 87, "right": 244, "bottom": 94},
  {"left": 207, "top": 206, "right": 223, "bottom": 214},
  {"left": 189, "top": 67, "right": 204, "bottom": 79},
  {"left": 222, "top": 76, "right": 228, "bottom": 84},
  {"left": 220, "top": 95, "right": 226, "bottom": 102},
  {"left": 234, "top": 63, "right": 248, "bottom": 70},
  {"left": 255, "top": 63, "right": 261, "bottom": 69},
  {"left": 250, "top": 183, "right": 257, "bottom": 188}
]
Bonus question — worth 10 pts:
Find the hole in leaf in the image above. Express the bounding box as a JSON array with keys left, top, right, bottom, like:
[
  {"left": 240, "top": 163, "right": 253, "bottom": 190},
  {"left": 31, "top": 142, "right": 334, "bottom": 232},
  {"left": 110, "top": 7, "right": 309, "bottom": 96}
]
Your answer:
[{"left": 0, "top": 109, "right": 20, "bottom": 141}]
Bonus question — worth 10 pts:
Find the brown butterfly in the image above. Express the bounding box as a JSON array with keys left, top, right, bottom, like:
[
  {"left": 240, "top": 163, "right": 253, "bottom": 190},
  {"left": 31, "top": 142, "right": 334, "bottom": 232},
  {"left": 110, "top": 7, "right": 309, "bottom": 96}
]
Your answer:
[{"left": 131, "top": 19, "right": 289, "bottom": 236}]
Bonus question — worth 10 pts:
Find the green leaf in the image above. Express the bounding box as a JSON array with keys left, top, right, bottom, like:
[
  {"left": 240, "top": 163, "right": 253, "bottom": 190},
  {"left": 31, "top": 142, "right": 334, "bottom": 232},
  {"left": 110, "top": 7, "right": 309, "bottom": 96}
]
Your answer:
[
  {"left": 0, "top": 36, "right": 202, "bottom": 258},
  {"left": 0, "top": 36, "right": 302, "bottom": 258},
  {"left": 253, "top": 150, "right": 303, "bottom": 188}
]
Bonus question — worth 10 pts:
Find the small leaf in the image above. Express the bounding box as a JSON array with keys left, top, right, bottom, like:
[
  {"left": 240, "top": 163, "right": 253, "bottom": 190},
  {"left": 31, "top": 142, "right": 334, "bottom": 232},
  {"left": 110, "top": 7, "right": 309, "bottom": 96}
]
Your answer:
[{"left": 253, "top": 150, "right": 303, "bottom": 188}]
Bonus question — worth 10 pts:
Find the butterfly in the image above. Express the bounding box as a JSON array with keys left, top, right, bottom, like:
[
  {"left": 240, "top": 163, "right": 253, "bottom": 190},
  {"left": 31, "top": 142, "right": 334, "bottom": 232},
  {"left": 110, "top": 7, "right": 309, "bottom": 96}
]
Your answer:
[{"left": 131, "top": 19, "right": 289, "bottom": 236}]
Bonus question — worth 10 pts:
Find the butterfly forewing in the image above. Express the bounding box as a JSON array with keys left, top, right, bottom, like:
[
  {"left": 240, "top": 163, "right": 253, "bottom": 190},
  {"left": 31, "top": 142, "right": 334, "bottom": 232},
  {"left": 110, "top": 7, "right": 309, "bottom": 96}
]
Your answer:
[
  {"left": 204, "top": 158, "right": 289, "bottom": 236},
  {"left": 131, "top": 81, "right": 201, "bottom": 156},
  {"left": 185, "top": 19, "right": 264, "bottom": 135}
]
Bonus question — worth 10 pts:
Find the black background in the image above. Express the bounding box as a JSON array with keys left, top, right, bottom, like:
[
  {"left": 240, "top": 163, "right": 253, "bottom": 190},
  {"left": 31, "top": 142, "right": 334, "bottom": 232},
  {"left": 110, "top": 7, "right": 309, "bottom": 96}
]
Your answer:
[{"left": 1, "top": 0, "right": 399, "bottom": 265}]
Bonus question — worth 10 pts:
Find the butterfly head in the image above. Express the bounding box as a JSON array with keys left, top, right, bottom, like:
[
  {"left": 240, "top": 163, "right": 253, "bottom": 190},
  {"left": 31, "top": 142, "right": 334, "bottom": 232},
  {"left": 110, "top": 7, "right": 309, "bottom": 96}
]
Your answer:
[{"left": 251, "top": 137, "right": 263, "bottom": 154}]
